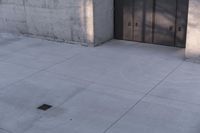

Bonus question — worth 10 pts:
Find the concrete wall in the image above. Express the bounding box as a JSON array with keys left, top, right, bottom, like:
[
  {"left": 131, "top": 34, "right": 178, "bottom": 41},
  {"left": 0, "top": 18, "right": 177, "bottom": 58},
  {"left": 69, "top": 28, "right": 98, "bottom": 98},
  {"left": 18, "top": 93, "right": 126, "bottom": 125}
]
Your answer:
[
  {"left": 5, "top": 0, "right": 200, "bottom": 62},
  {"left": 0, "top": 0, "right": 95, "bottom": 45},
  {"left": 93, "top": 0, "right": 114, "bottom": 46},
  {"left": 185, "top": 0, "right": 200, "bottom": 62}
]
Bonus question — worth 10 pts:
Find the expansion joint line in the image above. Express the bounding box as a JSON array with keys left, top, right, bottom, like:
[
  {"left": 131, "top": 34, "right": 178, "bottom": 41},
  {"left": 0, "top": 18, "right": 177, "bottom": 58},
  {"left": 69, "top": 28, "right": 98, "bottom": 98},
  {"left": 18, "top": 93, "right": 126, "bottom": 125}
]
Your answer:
[{"left": 103, "top": 61, "right": 184, "bottom": 133}]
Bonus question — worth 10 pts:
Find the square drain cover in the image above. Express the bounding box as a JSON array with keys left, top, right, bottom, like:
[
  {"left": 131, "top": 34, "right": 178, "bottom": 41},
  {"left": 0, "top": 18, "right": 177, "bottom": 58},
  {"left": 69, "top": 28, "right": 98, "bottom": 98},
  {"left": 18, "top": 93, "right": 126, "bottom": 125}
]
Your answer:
[{"left": 37, "top": 104, "right": 52, "bottom": 111}]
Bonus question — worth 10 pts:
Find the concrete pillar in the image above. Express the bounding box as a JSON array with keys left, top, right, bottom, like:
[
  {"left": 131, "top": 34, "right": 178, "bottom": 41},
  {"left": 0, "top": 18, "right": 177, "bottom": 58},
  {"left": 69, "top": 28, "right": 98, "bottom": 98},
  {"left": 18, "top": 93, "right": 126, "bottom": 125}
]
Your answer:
[
  {"left": 185, "top": 0, "right": 200, "bottom": 62},
  {"left": 93, "top": 0, "right": 114, "bottom": 46}
]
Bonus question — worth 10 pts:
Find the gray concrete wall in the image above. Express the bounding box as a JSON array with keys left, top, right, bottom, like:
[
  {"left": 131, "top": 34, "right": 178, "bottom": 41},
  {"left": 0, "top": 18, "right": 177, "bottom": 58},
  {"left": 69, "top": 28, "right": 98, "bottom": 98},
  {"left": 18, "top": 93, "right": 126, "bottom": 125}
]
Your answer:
[
  {"left": 185, "top": 0, "right": 200, "bottom": 62},
  {"left": 93, "top": 0, "right": 114, "bottom": 46},
  {"left": 0, "top": 0, "right": 95, "bottom": 45}
]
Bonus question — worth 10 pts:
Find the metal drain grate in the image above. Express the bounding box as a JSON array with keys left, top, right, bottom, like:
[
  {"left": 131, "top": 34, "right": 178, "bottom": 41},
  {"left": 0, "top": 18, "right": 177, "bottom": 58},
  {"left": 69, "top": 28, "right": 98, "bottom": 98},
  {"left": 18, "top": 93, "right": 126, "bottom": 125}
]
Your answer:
[{"left": 37, "top": 104, "right": 52, "bottom": 111}]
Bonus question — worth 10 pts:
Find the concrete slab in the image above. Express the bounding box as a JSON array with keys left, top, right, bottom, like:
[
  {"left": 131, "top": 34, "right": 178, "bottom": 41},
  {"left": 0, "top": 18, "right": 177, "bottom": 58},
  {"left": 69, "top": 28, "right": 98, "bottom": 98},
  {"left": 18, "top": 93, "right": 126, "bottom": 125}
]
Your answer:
[
  {"left": 150, "top": 61, "right": 200, "bottom": 105},
  {"left": 0, "top": 62, "right": 37, "bottom": 88},
  {"left": 0, "top": 34, "right": 199, "bottom": 133},
  {"left": 0, "top": 35, "right": 41, "bottom": 53},
  {"left": 106, "top": 96, "right": 200, "bottom": 133},
  {"left": 47, "top": 52, "right": 121, "bottom": 82},
  {"left": 15, "top": 40, "right": 84, "bottom": 58},
  {"left": 0, "top": 101, "right": 40, "bottom": 133},
  {"left": 1, "top": 52, "right": 67, "bottom": 70},
  {"left": 96, "top": 51, "right": 183, "bottom": 93},
  {"left": 48, "top": 40, "right": 185, "bottom": 93},
  {"left": 24, "top": 84, "right": 144, "bottom": 133},
  {"left": 0, "top": 72, "right": 91, "bottom": 110}
]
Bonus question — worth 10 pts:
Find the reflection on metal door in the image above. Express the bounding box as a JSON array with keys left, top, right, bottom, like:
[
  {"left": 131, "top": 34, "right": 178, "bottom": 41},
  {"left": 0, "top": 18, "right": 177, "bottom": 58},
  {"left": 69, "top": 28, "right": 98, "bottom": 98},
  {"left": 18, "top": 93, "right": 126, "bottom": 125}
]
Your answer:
[
  {"left": 153, "top": 0, "right": 177, "bottom": 46},
  {"left": 133, "top": 0, "right": 144, "bottom": 42},
  {"left": 144, "top": 0, "right": 154, "bottom": 43},
  {"left": 123, "top": 0, "right": 133, "bottom": 40}
]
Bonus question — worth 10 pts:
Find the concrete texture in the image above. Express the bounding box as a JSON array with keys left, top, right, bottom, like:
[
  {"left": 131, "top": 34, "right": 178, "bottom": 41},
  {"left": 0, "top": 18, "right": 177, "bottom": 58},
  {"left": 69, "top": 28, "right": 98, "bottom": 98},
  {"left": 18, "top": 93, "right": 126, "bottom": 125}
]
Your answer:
[
  {"left": 93, "top": 0, "right": 114, "bottom": 45},
  {"left": 0, "top": 34, "right": 200, "bottom": 133},
  {"left": 185, "top": 0, "right": 200, "bottom": 62},
  {"left": 0, "top": 0, "right": 113, "bottom": 46},
  {"left": 1, "top": 0, "right": 200, "bottom": 62}
]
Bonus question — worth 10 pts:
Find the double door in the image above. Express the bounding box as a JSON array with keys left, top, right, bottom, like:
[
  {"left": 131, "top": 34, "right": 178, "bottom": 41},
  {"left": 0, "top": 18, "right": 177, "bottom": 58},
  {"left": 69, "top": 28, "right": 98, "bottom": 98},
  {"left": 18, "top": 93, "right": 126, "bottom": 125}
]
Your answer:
[{"left": 114, "top": 0, "right": 189, "bottom": 47}]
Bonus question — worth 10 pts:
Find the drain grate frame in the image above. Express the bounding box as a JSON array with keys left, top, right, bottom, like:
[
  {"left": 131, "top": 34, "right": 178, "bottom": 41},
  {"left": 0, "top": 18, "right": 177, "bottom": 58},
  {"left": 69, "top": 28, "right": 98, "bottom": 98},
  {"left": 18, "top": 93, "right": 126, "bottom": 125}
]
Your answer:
[{"left": 37, "top": 104, "right": 52, "bottom": 111}]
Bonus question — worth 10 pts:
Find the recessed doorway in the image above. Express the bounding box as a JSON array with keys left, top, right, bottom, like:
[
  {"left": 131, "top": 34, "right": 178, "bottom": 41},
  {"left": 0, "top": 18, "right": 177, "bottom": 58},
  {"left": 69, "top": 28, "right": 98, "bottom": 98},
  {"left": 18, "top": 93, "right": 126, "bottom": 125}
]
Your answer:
[{"left": 114, "top": 0, "right": 189, "bottom": 48}]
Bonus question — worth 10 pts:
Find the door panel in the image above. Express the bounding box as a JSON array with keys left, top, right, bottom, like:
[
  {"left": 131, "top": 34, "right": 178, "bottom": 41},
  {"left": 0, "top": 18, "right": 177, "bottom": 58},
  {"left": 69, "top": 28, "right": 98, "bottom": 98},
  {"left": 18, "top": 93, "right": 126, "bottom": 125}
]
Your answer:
[
  {"left": 123, "top": 0, "right": 133, "bottom": 40},
  {"left": 175, "top": 0, "right": 189, "bottom": 47},
  {"left": 153, "top": 0, "right": 177, "bottom": 46},
  {"left": 133, "top": 0, "right": 144, "bottom": 42},
  {"left": 144, "top": 0, "right": 154, "bottom": 43},
  {"left": 114, "top": 0, "right": 189, "bottom": 48},
  {"left": 114, "top": 0, "right": 123, "bottom": 39}
]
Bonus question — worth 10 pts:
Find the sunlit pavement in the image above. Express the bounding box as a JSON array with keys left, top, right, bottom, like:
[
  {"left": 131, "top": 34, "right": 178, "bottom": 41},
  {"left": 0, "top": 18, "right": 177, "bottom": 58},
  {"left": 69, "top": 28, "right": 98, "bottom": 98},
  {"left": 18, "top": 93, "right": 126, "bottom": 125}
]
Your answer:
[{"left": 0, "top": 33, "right": 199, "bottom": 133}]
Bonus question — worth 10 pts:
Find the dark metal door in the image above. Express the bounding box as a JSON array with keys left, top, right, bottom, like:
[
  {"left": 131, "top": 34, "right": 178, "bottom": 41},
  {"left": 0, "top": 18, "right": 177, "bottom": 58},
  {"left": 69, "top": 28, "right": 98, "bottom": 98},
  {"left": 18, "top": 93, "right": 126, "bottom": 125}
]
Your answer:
[
  {"left": 114, "top": 0, "right": 189, "bottom": 48},
  {"left": 123, "top": 0, "right": 133, "bottom": 40},
  {"left": 114, "top": 0, "right": 123, "bottom": 40},
  {"left": 143, "top": 0, "right": 154, "bottom": 43},
  {"left": 153, "top": 0, "right": 177, "bottom": 46},
  {"left": 133, "top": 0, "right": 144, "bottom": 42},
  {"left": 175, "top": 0, "right": 189, "bottom": 47},
  {"left": 132, "top": 0, "right": 154, "bottom": 43}
]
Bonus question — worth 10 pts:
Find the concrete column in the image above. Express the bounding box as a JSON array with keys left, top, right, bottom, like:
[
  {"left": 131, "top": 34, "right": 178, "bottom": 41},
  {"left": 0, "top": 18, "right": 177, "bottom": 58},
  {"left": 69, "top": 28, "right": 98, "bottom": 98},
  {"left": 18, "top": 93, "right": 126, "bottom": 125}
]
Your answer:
[
  {"left": 93, "top": 0, "right": 114, "bottom": 46},
  {"left": 185, "top": 0, "right": 200, "bottom": 62}
]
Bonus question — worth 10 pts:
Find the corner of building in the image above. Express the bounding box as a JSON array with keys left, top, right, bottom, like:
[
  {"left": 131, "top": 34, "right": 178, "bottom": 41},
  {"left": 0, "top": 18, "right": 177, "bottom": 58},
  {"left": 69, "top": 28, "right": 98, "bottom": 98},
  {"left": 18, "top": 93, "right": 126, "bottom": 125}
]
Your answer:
[
  {"left": 92, "top": 0, "right": 114, "bottom": 46},
  {"left": 185, "top": 0, "right": 200, "bottom": 63}
]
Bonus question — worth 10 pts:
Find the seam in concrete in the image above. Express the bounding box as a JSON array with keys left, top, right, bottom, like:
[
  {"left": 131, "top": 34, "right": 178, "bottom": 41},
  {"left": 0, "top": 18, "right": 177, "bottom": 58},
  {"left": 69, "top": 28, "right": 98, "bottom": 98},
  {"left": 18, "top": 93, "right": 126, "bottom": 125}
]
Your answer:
[
  {"left": 0, "top": 49, "right": 78, "bottom": 70},
  {"left": 22, "top": 84, "right": 94, "bottom": 133},
  {"left": 0, "top": 53, "right": 82, "bottom": 133},
  {"left": 103, "top": 61, "right": 184, "bottom": 133},
  {"left": 0, "top": 53, "right": 81, "bottom": 92},
  {"left": 56, "top": 80, "right": 95, "bottom": 108},
  {"left": 149, "top": 93, "right": 200, "bottom": 107}
]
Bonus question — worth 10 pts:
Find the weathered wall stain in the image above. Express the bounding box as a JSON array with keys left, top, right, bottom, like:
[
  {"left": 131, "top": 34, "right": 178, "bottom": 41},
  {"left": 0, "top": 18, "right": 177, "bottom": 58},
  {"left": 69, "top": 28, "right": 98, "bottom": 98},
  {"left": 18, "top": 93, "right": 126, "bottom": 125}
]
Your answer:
[
  {"left": 0, "top": 0, "right": 113, "bottom": 46},
  {"left": 0, "top": 0, "right": 95, "bottom": 45}
]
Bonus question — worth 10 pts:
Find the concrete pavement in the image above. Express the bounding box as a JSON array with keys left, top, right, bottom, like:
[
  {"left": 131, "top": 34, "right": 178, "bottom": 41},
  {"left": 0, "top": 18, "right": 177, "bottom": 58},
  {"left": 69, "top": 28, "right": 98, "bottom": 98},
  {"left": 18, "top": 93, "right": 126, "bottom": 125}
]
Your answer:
[{"left": 0, "top": 33, "right": 199, "bottom": 133}]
